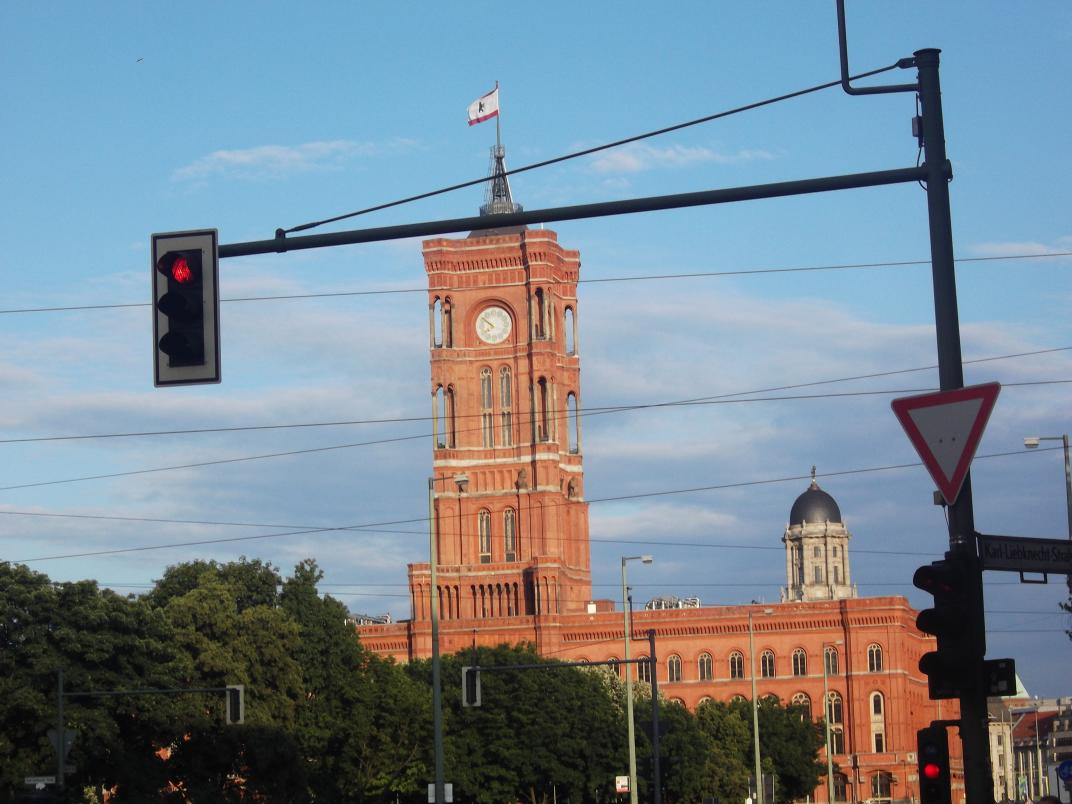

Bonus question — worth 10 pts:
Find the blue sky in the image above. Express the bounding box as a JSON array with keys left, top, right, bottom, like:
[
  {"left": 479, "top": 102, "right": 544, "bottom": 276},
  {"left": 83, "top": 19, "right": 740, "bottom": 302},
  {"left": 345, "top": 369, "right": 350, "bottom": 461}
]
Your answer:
[{"left": 1, "top": 2, "right": 1070, "bottom": 697}]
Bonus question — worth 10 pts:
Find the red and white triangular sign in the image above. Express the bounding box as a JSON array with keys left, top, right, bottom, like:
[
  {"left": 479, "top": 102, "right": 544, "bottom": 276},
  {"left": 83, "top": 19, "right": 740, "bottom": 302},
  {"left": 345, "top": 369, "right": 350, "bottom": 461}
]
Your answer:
[{"left": 891, "top": 382, "right": 1001, "bottom": 505}]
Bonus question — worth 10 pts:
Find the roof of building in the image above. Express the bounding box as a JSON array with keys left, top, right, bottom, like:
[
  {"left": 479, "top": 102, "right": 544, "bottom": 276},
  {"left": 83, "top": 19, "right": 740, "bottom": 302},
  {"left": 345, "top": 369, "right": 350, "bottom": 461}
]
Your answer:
[{"left": 789, "top": 469, "right": 843, "bottom": 525}]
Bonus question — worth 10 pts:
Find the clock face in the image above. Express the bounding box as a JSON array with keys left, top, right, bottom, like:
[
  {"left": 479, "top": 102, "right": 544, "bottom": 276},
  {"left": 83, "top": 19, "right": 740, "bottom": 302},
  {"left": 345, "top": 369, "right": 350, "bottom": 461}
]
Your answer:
[{"left": 475, "top": 305, "right": 512, "bottom": 344}]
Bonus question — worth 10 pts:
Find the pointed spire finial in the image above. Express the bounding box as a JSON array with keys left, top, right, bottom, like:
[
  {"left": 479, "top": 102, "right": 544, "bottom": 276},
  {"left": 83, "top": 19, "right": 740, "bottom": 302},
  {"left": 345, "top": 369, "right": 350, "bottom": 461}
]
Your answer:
[
  {"left": 480, "top": 145, "right": 523, "bottom": 217},
  {"left": 810, "top": 465, "right": 818, "bottom": 487}
]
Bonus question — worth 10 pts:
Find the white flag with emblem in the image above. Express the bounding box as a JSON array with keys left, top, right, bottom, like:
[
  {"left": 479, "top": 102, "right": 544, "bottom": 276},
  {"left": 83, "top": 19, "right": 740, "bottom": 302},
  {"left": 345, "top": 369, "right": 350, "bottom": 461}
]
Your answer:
[{"left": 467, "top": 86, "right": 499, "bottom": 126}]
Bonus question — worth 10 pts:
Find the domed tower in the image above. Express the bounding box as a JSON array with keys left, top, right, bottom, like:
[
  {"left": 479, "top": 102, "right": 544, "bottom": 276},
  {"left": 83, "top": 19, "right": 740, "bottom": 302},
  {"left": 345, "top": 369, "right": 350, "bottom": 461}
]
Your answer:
[{"left": 781, "top": 468, "right": 857, "bottom": 602}]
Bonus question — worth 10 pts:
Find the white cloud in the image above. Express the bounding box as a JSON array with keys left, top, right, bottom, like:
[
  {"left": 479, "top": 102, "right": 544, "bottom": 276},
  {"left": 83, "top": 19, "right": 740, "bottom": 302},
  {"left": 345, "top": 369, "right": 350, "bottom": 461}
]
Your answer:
[
  {"left": 588, "top": 142, "right": 777, "bottom": 175},
  {"left": 968, "top": 238, "right": 1072, "bottom": 258},
  {"left": 172, "top": 138, "right": 420, "bottom": 181}
]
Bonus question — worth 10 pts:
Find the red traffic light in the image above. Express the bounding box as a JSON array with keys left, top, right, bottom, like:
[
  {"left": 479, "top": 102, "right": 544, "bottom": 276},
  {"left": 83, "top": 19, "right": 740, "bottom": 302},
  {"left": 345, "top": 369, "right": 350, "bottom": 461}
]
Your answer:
[
  {"left": 170, "top": 256, "right": 193, "bottom": 283},
  {"left": 156, "top": 251, "right": 201, "bottom": 284},
  {"left": 923, "top": 763, "right": 941, "bottom": 780}
]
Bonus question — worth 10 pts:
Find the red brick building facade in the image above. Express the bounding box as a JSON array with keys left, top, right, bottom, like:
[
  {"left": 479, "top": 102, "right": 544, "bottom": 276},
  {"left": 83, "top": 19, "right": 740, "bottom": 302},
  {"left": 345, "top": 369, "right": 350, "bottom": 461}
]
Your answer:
[{"left": 358, "top": 209, "right": 959, "bottom": 802}]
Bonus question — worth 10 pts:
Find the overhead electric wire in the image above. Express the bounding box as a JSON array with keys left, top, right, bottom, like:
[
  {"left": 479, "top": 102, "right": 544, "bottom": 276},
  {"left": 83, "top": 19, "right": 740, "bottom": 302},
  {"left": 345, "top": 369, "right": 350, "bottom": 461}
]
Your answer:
[
  {"left": 0, "top": 250, "right": 1068, "bottom": 316},
  {"left": 7, "top": 445, "right": 1058, "bottom": 564},
  {"left": 279, "top": 61, "right": 907, "bottom": 235},
  {"left": 0, "top": 376, "right": 1067, "bottom": 494},
  {"left": 4, "top": 344, "right": 1068, "bottom": 446}
]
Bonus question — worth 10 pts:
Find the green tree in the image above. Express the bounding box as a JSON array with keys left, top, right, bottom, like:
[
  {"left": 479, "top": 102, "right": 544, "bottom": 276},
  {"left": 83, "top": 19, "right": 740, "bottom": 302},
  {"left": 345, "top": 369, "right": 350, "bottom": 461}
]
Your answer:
[
  {"left": 728, "top": 696, "right": 825, "bottom": 804},
  {"left": 695, "top": 699, "right": 753, "bottom": 803}
]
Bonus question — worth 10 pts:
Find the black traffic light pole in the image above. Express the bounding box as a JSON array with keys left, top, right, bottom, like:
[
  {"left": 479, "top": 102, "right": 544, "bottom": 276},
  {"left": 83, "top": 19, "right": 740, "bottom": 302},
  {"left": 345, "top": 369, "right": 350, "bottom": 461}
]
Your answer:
[{"left": 914, "top": 48, "right": 992, "bottom": 804}]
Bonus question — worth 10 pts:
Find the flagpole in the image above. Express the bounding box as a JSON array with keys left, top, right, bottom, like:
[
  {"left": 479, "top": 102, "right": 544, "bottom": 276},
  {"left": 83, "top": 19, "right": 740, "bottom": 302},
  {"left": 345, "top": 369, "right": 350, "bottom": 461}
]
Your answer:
[{"left": 495, "top": 80, "right": 501, "bottom": 151}]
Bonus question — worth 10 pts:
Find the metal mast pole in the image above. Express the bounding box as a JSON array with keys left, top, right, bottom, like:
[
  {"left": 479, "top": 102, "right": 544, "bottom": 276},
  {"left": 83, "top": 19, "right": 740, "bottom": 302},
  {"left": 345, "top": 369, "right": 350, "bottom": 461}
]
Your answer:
[
  {"left": 749, "top": 609, "right": 763, "bottom": 804},
  {"left": 428, "top": 478, "right": 445, "bottom": 804},
  {"left": 622, "top": 561, "right": 638, "bottom": 804},
  {"left": 915, "top": 47, "right": 992, "bottom": 804}
]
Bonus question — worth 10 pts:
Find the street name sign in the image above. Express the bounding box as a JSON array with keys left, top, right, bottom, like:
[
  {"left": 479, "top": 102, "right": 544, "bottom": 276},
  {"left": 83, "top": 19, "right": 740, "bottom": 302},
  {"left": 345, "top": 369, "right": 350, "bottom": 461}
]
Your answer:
[
  {"left": 891, "top": 382, "right": 1001, "bottom": 505},
  {"left": 24, "top": 776, "right": 55, "bottom": 786},
  {"left": 977, "top": 533, "right": 1072, "bottom": 574}
]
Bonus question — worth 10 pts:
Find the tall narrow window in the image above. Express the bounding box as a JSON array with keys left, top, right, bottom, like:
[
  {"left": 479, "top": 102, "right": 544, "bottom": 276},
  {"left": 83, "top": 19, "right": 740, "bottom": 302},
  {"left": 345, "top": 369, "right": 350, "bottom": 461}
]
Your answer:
[
  {"left": 826, "top": 691, "right": 844, "bottom": 725},
  {"left": 564, "top": 306, "right": 576, "bottom": 354},
  {"left": 824, "top": 646, "right": 839, "bottom": 676},
  {"left": 537, "top": 377, "right": 550, "bottom": 442},
  {"left": 761, "top": 650, "right": 776, "bottom": 678},
  {"left": 791, "top": 692, "right": 812, "bottom": 721},
  {"left": 534, "top": 289, "right": 546, "bottom": 339},
  {"left": 871, "top": 773, "right": 892, "bottom": 800},
  {"left": 503, "top": 508, "right": 516, "bottom": 562},
  {"left": 499, "top": 366, "right": 513, "bottom": 446},
  {"left": 792, "top": 648, "right": 807, "bottom": 677},
  {"left": 814, "top": 565, "right": 824, "bottom": 583},
  {"left": 480, "top": 368, "right": 493, "bottom": 448},
  {"left": 698, "top": 652, "right": 713, "bottom": 681},
  {"left": 442, "top": 297, "right": 452, "bottom": 347},
  {"left": 445, "top": 387, "right": 456, "bottom": 448},
  {"left": 478, "top": 510, "right": 492, "bottom": 563},
  {"left": 729, "top": 652, "right": 744, "bottom": 679},
  {"left": 668, "top": 655, "right": 682, "bottom": 683},
  {"left": 637, "top": 657, "right": 651, "bottom": 683},
  {"left": 434, "top": 386, "right": 445, "bottom": 448},
  {"left": 834, "top": 774, "right": 848, "bottom": 801},
  {"left": 431, "top": 298, "right": 443, "bottom": 347},
  {"left": 868, "top": 643, "right": 883, "bottom": 673},
  {"left": 567, "top": 392, "right": 580, "bottom": 454}
]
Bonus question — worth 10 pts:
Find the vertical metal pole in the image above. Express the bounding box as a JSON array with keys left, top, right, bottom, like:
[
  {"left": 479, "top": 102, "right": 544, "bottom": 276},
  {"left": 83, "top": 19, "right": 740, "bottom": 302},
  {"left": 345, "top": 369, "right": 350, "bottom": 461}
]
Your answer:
[
  {"left": 622, "top": 561, "right": 638, "bottom": 804},
  {"left": 429, "top": 477, "right": 445, "bottom": 804},
  {"left": 648, "top": 629, "right": 661, "bottom": 804},
  {"left": 915, "top": 47, "right": 992, "bottom": 804},
  {"left": 57, "top": 668, "right": 64, "bottom": 791},
  {"left": 749, "top": 610, "right": 763, "bottom": 804},
  {"left": 824, "top": 651, "right": 834, "bottom": 804}
]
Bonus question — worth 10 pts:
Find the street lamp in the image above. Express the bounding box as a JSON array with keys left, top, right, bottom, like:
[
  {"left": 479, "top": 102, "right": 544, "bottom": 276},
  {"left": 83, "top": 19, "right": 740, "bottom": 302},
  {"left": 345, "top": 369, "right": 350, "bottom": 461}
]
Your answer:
[
  {"left": 1023, "top": 434, "right": 1072, "bottom": 541},
  {"left": 748, "top": 605, "right": 774, "bottom": 804},
  {"left": 622, "top": 554, "right": 653, "bottom": 804},
  {"left": 428, "top": 473, "right": 468, "bottom": 804},
  {"left": 823, "top": 640, "right": 844, "bottom": 804}
]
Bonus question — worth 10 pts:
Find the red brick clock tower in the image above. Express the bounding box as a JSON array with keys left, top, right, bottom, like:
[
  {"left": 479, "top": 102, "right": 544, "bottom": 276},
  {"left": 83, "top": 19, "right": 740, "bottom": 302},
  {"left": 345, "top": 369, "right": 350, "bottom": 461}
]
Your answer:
[{"left": 402, "top": 154, "right": 592, "bottom": 656}]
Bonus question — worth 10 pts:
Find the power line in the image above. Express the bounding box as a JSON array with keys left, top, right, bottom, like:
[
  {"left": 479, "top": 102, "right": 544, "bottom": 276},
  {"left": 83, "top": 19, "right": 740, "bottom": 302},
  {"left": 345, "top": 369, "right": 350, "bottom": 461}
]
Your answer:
[
  {"left": 3, "top": 378, "right": 1067, "bottom": 494},
  {"left": 3, "top": 344, "right": 1068, "bottom": 445},
  {"left": 0, "top": 250, "right": 1067, "bottom": 316},
  {"left": 6, "top": 446, "right": 1054, "bottom": 564},
  {"left": 280, "top": 62, "right": 906, "bottom": 235}
]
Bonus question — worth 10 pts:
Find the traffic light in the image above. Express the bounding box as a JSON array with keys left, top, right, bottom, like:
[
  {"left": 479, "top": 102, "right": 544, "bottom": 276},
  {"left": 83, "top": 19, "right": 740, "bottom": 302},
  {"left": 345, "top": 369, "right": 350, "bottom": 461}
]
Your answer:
[
  {"left": 462, "top": 666, "right": 481, "bottom": 707},
  {"left": 225, "top": 684, "right": 245, "bottom": 725},
  {"left": 912, "top": 552, "right": 978, "bottom": 699},
  {"left": 917, "top": 724, "right": 952, "bottom": 804},
  {"left": 152, "top": 229, "right": 221, "bottom": 386}
]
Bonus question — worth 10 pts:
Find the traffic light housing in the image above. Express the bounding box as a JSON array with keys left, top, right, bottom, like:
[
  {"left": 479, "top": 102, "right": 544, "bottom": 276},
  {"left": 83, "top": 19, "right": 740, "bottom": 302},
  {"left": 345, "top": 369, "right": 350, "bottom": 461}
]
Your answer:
[
  {"left": 225, "top": 684, "right": 245, "bottom": 725},
  {"left": 917, "top": 724, "right": 952, "bottom": 804},
  {"left": 152, "top": 229, "right": 221, "bottom": 386},
  {"left": 462, "top": 666, "right": 481, "bottom": 707},
  {"left": 913, "top": 552, "right": 979, "bottom": 699}
]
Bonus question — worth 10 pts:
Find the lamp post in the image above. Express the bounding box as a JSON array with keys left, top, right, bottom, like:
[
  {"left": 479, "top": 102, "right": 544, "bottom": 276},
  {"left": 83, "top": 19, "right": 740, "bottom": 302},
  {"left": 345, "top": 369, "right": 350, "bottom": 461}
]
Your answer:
[
  {"left": 428, "top": 473, "right": 468, "bottom": 804},
  {"left": 823, "top": 640, "right": 844, "bottom": 804},
  {"left": 1024, "top": 434, "right": 1072, "bottom": 540},
  {"left": 748, "top": 606, "right": 774, "bottom": 804},
  {"left": 622, "top": 554, "right": 653, "bottom": 804}
]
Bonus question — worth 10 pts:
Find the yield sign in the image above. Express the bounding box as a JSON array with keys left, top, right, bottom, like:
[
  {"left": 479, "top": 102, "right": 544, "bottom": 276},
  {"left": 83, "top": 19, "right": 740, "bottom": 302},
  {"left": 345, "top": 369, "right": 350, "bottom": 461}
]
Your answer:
[{"left": 891, "top": 382, "right": 1001, "bottom": 505}]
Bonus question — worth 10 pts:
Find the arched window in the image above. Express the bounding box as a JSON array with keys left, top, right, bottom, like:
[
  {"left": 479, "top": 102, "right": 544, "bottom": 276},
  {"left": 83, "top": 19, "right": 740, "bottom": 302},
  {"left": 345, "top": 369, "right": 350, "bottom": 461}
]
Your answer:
[
  {"left": 729, "top": 652, "right": 744, "bottom": 680},
  {"left": 698, "top": 652, "right": 713, "bottom": 681},
  {"left": 667, "top": 655, "right": 682, "bottom": 683},
  {"left": 826, "top": 691, "right": 843, "bottom": 725},
  {"left": 824, "top": 646, "right": 839, "bottom": 676},
  {"left": 868, "top": 643, "right": 883, "bottom": 673},
  {"left": 480, "top": 368, "right": 493, "bottom": 448},
  {"left": 564, "top": 306, "right": 576, "bottom": 354},
  {"left": 431, "top": 297, "right": 443, "bottom": 347},
  {"left": 791, "top": 692, "right": 812, "bottom": 721},
  {"left": 870, "top": 692, "right": 886, "bottom": 752},
  {"left": 607, "top": 657, "right": 621, "bottom": 678},
  {"left": 537, "top": 377, "right": 550, "bottom": 441},
  {"left": 792, "top": 648, "right": 807, "bottom": 676},
  {"left": 445, "top": 387, "right": 455, "bottom": 448},
  {"left": 434, "top": 386, "right": 445, "bottom": 448},
  {"left": 833, "top": 773, "right": 848, "bottom": 801},
  {"left": 871, "top": 772, "right": 893, "bottom": 800},
  {"left": 637, "top": 656, "right": 651, "bottom": 683},
  {"left": 761, "top": 650, "right": 776, "bottom": 678},
  {"left": 730, "top": 694, "right": 746, "bottom": 704},
  {"left": 698, "top": 696, "right": 713, "bottom": 707},
  {"left": 499, "top": 367, "right": 513, "bottom": 446},
  {"left": 534, "top": 288, "right": 546, "bottom": 339},
  {"left": 478, "top": 510, "right": 492, "bottom": 563},
  {"left": 503, "top": 508, "right": 516, "bottom": 562},
  {"left": 567, "top": 391, "right": 580, "bottom": 454},
  {"left": 871, "top": 691, "right": 884, "bottom": 716}
]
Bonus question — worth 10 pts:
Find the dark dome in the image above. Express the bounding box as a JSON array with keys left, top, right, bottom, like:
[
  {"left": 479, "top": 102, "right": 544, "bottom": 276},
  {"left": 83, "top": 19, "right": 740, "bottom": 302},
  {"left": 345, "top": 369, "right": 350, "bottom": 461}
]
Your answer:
[{"left": 789, "top": 477, "right": 842, "bottom": 525}]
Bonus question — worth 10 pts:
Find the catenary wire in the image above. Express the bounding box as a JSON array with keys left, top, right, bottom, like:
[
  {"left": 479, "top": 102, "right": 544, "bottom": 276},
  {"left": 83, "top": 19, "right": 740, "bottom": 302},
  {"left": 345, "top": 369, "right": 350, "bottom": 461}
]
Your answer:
[
  {"left": 0, "top": 250, "right": 1068, "bottom": 316},
  {"left": 7, "top": 446, "right": 1056, "bottom": 564},
  {"left": 0, "top": 379, "right": 1067, "bottom": 493},
  {"left": 280, "top": 62, "right": 907, "bottom": 235},
  {"left": 2, "top": 344, "right": 1068, "bottom": 445}
]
